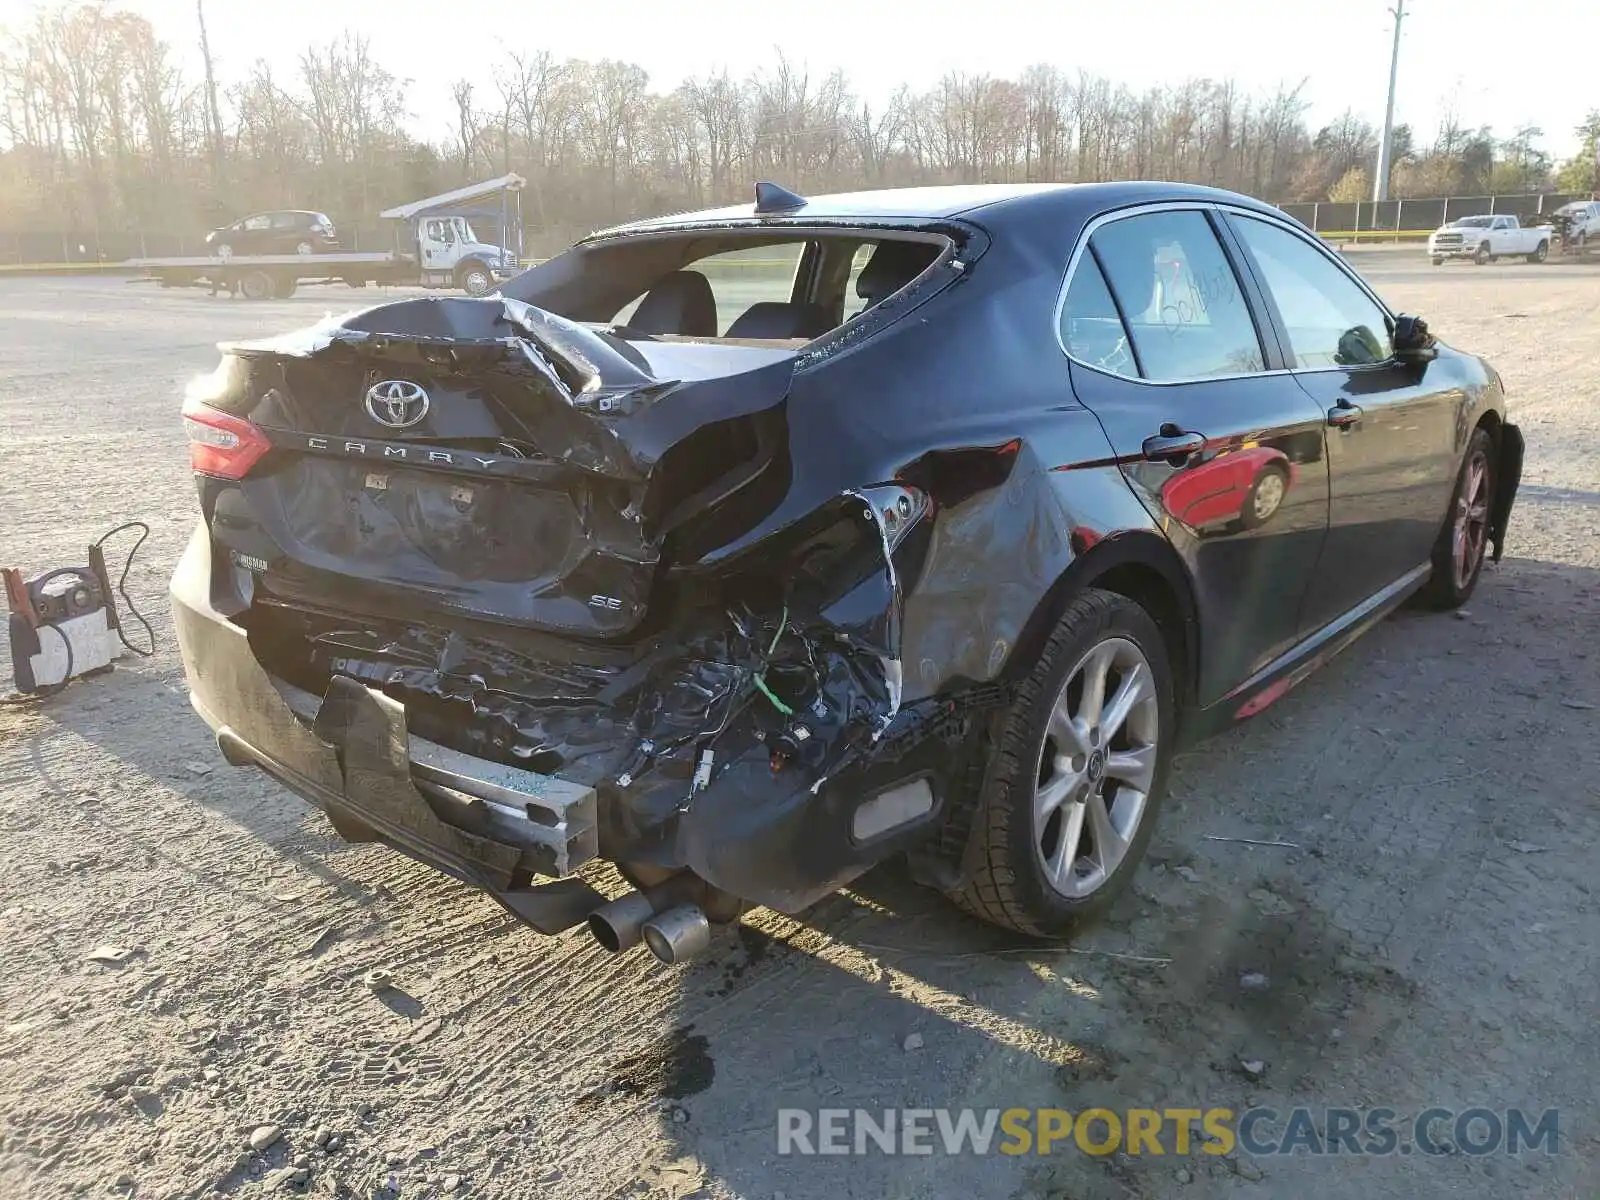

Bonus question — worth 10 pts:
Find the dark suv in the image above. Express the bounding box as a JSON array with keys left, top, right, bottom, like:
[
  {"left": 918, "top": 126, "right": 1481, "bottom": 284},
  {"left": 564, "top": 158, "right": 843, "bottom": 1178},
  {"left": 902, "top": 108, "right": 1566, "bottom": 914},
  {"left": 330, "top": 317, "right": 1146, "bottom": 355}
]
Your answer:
[{"left": 204, "top": 211, "right": 339, "bottom": 258}]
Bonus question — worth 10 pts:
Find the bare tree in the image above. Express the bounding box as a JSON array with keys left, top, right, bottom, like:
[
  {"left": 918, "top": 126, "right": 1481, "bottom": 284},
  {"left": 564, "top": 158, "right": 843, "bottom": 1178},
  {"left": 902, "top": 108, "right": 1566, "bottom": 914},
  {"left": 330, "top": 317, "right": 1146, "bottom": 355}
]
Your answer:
[{"left": 0, "top": 4, "right": 1584, "bottom": 256}]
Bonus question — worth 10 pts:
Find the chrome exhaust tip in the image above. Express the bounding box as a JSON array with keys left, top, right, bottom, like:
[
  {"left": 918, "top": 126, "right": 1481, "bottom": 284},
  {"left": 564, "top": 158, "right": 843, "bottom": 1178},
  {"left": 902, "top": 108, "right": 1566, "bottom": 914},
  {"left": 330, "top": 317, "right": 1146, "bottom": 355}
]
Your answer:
[
  {"left": 641, "top": 905, "right": 712, "bottom": 965},
  {"left": 586, "top": 891, "right": 658, "bottom": 953}
]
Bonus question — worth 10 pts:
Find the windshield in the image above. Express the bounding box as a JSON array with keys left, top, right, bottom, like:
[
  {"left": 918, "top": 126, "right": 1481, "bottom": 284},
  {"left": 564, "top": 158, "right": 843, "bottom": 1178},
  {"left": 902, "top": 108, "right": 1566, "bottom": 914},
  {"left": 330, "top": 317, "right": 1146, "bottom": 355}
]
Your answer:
[{"left": 1450, "top": 216, "right": 1494, "bottom": 228}]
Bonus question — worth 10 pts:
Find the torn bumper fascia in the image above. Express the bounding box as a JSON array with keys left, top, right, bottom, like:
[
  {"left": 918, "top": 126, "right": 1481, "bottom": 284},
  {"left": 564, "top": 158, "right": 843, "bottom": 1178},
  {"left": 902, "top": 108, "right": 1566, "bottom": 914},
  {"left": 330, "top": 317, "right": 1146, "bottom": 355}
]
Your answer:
[{"left": 176, "top": 480, "right": 996, "bottom": 913}]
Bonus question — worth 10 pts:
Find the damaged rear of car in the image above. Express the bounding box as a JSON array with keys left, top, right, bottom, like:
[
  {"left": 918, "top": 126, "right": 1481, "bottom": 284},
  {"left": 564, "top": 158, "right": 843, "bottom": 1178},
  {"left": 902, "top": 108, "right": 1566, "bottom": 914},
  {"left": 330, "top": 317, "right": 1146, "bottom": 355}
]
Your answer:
[{"left": 173, "top": 193, "right": 1073, "bottom": 958}]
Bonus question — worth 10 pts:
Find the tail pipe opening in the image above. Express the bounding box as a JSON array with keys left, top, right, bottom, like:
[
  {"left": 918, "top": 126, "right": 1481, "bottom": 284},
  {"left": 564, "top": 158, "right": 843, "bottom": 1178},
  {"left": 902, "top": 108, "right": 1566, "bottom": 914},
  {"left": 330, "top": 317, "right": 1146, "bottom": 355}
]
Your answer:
[
  {"left": 586, "top": 872, "right": 700, "bottom": 953},
  {"left": 641, "top": 905, "right": 712, "bottom": 964}
]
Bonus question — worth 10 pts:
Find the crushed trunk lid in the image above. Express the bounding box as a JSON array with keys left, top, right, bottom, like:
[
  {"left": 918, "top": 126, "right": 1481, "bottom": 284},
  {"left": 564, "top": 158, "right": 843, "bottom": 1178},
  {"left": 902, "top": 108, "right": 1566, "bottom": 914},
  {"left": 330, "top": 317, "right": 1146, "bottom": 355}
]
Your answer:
[{"left": 210, "top": 296, "right": 797, "bottom": 637}]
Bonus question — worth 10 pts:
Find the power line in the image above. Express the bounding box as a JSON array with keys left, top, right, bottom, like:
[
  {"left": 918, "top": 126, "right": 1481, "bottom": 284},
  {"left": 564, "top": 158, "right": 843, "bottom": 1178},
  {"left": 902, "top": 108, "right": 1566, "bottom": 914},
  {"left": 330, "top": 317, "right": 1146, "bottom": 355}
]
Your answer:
[{"left": 1373, "top": 0, "right": 1407, "bottom": 203}]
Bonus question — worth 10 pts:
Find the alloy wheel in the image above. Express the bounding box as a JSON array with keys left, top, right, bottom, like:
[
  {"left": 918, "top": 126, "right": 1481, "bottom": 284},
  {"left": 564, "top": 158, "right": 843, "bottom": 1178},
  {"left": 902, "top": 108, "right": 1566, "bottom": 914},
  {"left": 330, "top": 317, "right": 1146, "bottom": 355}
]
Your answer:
[
  {"left": 1452, "top": 450, "right": 1490, "bottom": 589},
  {"left": 1033, "top": 636, "right": 1160, "bottom": 899}
]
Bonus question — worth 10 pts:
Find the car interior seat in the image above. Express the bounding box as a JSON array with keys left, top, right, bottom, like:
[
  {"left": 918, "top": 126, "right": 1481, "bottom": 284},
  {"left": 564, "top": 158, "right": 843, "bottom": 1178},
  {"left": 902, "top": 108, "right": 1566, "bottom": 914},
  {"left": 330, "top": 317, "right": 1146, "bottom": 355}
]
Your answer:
[
  {"left": 724, "top": 301, "right": 835, "bottom": 340},
  {"left": 626, "top": 270, "right": 718, "bottom": 337},
  {"left": 854, "top": 239, "right": 942, "bottom": 311}
]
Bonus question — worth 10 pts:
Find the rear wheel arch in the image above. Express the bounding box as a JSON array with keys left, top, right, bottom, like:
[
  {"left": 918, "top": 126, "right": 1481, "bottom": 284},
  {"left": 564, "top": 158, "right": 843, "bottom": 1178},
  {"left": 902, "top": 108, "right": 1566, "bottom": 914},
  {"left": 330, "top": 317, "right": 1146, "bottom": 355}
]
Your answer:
[{"left": 1005, "top": 531, "right": 1200, "bottom": 713}]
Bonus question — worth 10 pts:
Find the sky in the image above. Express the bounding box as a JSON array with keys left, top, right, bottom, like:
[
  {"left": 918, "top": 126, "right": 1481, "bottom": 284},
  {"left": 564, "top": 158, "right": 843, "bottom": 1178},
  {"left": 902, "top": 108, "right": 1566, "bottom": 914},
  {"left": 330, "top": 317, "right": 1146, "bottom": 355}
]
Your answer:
[{"left": 39, "top": 0, "right": 1600, "bottom": 160}]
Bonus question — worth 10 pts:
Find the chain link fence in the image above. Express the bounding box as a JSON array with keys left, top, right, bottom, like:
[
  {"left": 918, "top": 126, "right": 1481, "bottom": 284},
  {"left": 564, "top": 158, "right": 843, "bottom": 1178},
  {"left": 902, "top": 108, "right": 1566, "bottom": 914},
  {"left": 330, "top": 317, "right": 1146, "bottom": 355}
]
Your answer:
[{"left": 1277, "top": 192, "right": 1593, "bottom": 239}]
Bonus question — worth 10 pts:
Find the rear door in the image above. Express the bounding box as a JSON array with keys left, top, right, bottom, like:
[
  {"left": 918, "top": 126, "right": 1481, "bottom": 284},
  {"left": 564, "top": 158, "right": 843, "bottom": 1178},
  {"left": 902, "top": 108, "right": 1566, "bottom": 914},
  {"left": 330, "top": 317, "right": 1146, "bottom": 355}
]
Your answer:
[
  {"left": 1061, "top": 205, "right": 1331, "bottom": 705},
  {"left": 268, "top": 212, "right": 301, "bottom": 254},
  {"left": 1221, "top": 209, "right": 1457, "bottom": 632}
]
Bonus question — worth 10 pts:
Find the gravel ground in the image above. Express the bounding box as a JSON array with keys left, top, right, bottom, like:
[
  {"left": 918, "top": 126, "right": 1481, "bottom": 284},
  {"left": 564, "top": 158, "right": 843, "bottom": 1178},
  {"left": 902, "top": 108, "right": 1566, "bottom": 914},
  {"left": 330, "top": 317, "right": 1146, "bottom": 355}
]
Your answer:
[{"left": 1, "top": 264, "right": 1597, "bottom": 1200}]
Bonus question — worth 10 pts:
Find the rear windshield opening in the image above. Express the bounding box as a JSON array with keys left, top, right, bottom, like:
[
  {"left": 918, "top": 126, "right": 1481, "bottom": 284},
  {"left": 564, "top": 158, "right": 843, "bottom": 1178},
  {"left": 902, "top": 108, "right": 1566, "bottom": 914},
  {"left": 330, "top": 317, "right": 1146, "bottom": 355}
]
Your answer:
[{"left": 514, "top": 231, "right": 951, "bottom": 344}]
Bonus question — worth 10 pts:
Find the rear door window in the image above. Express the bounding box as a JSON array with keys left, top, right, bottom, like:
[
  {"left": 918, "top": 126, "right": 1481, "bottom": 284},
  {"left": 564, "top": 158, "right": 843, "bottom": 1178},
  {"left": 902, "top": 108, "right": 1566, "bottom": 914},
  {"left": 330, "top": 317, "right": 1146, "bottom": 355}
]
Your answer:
[
  {"left": 1088, "top": 210, "right": 1265, "bottom": 381},
  {"left": 1058, "top": 253, "right": 1136, "bottom": 376}
]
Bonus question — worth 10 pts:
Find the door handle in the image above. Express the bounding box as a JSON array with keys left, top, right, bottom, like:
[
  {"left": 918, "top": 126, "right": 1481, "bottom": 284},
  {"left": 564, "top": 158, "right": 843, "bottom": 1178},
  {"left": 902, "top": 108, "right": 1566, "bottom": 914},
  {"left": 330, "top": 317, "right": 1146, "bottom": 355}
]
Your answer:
[
  {"left": 1141, "top": 430, "right": 1206, "bottom": 462},
  {"left": 1327, "top": 402, "right": 1363, "bottom": 428}
]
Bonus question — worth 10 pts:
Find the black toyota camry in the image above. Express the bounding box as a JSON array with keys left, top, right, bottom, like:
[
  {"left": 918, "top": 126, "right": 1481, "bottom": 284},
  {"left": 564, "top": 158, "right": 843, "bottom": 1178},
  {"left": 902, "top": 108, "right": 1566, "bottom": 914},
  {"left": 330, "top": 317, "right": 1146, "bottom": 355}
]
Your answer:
[{"left": 172, "top": 180, "right": 1523, "bottom": 960}]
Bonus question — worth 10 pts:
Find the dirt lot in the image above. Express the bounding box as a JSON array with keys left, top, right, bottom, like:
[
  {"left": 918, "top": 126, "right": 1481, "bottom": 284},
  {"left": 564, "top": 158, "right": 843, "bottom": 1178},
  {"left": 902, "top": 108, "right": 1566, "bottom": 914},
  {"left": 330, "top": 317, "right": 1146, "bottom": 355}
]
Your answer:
[{"left": 1, "top": 260, "right": 1597, "bottom": 1200}]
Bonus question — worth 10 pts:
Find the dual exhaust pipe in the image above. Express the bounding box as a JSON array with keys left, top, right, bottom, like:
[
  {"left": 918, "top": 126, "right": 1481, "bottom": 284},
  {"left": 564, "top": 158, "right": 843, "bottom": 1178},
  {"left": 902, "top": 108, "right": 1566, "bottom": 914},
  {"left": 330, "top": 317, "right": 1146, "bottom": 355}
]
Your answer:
[{"left": 586, "top": 873, "right": 713, "bottom": 965}]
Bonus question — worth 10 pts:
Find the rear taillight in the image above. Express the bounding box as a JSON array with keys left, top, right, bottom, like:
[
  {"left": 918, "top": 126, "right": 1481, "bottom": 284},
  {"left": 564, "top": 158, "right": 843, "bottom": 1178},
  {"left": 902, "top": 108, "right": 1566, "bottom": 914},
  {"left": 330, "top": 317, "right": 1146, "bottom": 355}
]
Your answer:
[{"left": 183, "top": 399, "right": 271, "bottom": 479}]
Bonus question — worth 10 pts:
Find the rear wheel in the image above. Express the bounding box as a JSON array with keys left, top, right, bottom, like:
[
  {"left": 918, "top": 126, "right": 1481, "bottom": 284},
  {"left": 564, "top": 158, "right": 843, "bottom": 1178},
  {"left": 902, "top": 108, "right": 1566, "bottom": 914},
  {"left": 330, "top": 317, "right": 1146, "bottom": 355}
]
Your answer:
[
  {"left": 949, "top": 589, "right": 1175, "bottom": 937},
  {"left": 1527, "top": 240, "right": 1549, "bottom": 264},
  {"left": 238, "top": 270, "right": 274, "bottom": 301},
  {"left": 1418, "top": 427, "right": 1496, "bottom": 610},
  {"left": 272, "top": 275, "right": 298, "bottom": 299}
]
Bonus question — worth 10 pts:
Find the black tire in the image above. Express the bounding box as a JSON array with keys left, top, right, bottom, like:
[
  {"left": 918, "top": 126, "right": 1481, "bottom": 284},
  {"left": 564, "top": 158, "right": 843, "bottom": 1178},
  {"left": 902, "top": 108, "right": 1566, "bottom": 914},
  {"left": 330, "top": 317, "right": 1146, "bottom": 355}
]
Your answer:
[
  {"left": 294, "top": 240, "right": 314, "bottom": 256},
  {"left": 1417, "top": 427, "right": 1496, "bottom": 610},
  {"left": 457, "top": 260, "right": 495, "bottom": 296},
  {"left": 238, "top": 270, "right": 273, "bottom": 301},
  {"left": 1527, "top": 240, "right": 1548, "bottom": 264},
  {"left": 272, "top": 275, "right": 298, "bottom": 299},
  {"left": 948, "top": 588, "right": 1176, "bottom": 937},
  {"left": 1238, "top": 463, "right": 1290, "bottom": 530},
  {"left": 1473, "top": 243, "right": 1491, "bottom": 265},
  {"left": 1431, "top": 256, "right": 1444, "bottom": 266},
  {"left": 215, "top": 243, "right": 233, "bottom": 260}
]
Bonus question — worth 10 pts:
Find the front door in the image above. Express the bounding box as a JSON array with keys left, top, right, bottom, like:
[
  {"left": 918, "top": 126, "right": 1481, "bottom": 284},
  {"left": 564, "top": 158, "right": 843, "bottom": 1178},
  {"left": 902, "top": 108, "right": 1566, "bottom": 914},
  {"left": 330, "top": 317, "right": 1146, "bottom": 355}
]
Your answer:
[
  {"left": 419, "top": 218, "right": 457, "bottom": 270},
  {"left": 1220, "top": 211, "right": 1459, "bottom": 632},
  {"left": 1061, "top": 205, "right": 1331, "bottom": 706}
]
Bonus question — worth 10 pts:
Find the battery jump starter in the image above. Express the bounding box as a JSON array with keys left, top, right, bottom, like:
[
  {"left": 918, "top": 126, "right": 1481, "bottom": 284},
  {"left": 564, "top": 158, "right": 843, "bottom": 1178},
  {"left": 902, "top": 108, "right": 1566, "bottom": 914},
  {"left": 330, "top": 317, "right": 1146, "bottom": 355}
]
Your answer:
[{"left": 4, "top": 522, "right": 156, "bottom": 697}]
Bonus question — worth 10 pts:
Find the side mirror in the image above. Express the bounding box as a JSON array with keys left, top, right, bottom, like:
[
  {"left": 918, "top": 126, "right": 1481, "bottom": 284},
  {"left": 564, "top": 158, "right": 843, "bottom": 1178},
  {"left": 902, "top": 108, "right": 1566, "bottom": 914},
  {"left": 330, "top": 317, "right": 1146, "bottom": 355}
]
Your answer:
[{"left": 1392, "top": 313, "right": 1438, "bottom": 363}]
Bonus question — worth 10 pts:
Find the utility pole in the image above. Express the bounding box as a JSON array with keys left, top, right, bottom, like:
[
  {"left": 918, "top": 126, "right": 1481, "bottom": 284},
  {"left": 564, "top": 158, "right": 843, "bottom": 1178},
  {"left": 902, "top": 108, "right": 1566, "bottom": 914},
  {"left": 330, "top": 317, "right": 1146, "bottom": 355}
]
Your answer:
[
  {"left": 197, "top": 0, "right": 226, "bottom": 202},
  {"left": 1373, "top": 0, "right": 1406, "bottom": 202}
]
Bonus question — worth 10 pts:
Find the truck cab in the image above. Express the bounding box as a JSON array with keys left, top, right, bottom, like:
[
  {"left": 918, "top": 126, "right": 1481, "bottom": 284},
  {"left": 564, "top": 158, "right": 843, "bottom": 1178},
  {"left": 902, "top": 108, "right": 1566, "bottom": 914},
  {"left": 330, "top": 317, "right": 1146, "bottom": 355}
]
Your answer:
[{"left": 415, "top": 215, "right": 519, "bottom": 296}]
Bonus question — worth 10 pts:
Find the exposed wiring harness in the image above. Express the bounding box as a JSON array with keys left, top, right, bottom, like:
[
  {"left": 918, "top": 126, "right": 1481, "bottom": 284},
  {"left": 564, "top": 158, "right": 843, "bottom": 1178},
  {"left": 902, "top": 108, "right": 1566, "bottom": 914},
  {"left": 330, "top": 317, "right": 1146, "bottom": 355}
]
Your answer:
[{"left": 751, "top": 605, "right": 795, "bottom": 716}]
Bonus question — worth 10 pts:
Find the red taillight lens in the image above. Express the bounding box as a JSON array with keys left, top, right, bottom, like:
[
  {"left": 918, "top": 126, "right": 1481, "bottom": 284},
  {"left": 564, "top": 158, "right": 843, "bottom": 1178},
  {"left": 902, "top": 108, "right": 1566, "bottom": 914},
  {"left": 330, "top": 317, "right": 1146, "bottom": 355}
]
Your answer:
[{"left": 183, "top": 399, "right": 271, "bottom": 479}]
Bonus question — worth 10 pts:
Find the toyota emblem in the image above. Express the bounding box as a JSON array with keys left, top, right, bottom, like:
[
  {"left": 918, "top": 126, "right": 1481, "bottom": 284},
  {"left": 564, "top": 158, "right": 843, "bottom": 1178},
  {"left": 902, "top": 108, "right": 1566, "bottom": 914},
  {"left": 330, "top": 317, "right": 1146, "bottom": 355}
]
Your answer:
[{"left": 364, "top": 379, "right": 430, "bottom": 429}]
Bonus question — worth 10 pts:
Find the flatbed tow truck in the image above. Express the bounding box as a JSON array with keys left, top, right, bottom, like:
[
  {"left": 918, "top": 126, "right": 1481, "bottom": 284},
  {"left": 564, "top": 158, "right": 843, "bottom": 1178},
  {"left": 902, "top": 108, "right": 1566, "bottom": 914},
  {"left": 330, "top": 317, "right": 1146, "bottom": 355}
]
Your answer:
[{"left": 128, "top": 175, "right": 527, "bottom": 300}]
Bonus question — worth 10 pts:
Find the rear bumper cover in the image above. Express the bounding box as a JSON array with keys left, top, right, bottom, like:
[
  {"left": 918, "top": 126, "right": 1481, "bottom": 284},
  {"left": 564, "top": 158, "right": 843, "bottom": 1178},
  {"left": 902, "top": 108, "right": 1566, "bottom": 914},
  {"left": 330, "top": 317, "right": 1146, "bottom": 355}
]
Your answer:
[{"left": 170, "top": 526, "right": 958, "bottom": 917}]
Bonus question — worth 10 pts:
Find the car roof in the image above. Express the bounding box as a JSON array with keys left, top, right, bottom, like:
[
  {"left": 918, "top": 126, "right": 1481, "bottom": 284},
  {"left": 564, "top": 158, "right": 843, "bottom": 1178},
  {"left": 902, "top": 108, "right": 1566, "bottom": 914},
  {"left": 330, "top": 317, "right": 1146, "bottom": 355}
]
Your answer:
[{"left": 588, "top": 181, "right": 1284, "bottom": 238}]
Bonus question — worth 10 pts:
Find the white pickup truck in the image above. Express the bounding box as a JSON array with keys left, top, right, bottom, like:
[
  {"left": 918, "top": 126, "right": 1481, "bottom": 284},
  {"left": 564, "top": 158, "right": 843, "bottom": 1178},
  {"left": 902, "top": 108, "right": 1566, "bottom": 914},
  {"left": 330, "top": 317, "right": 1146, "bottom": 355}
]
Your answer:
[
  {"left": 1428, "top": 214, "right": 1551, "bottom": 265},
  {"left": 1548, "top": 200, "right": 1600, "bottom": 258}
]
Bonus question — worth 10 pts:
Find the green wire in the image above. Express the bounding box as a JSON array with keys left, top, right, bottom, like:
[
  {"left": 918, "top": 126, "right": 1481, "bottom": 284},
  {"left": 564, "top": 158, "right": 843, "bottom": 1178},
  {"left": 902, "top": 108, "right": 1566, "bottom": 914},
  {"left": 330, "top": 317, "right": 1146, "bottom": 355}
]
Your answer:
[{"left": 753, "top": 606, "right": 795, "bottom": 716}]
